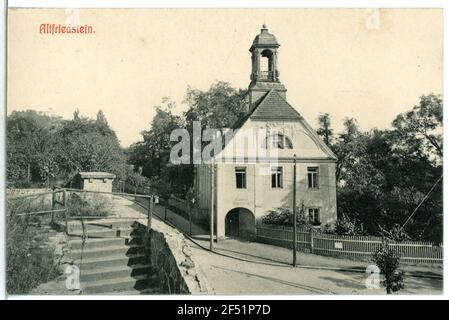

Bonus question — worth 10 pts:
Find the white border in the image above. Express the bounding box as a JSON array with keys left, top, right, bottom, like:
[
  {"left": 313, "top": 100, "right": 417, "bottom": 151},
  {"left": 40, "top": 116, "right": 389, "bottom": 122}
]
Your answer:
[{"left": 2, "top": 0, "right": 448, "bottom": 301}]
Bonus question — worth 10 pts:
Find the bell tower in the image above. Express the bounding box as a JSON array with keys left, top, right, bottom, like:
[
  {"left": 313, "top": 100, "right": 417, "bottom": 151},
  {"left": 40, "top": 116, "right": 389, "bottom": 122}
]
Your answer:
[{"left": 248, "top": 25, "right": 287, "bottom": 109}]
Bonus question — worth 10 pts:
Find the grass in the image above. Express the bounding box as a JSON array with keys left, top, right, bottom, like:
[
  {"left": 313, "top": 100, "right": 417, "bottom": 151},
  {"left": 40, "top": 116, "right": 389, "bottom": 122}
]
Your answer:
[{"left": 6, "top": 195, "right": 61, "bottom": 294}]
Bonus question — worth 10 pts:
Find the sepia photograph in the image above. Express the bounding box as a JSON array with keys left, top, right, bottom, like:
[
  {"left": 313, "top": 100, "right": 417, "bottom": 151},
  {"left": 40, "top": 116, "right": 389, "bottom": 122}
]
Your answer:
[{"left": 1, "top": 2, "right": 445, "bottom": 301}]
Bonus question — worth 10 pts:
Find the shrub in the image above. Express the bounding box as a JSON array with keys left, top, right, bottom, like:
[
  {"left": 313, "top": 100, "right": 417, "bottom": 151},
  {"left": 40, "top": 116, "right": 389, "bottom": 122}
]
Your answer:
[
  {"left": 334, "top": 214, "right": 361, "bottom": 236},
  {"left": 6, "top": 201, "right": 60, "bottom": 294},
  {"left": 262, "top": 205, "right": 310, "bottom": 228},
  {"left": 372, "top": 241, "right": 405, "bottom": 294},
  {"left": 67, "top": 192, "right": 112, "bottom": 217}
]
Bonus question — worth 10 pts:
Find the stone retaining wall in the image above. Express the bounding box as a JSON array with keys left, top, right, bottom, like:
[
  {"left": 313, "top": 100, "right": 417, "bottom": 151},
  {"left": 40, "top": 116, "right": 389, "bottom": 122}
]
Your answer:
[{"left": 145, "top": 218, "right": 211, "bottom": 294}]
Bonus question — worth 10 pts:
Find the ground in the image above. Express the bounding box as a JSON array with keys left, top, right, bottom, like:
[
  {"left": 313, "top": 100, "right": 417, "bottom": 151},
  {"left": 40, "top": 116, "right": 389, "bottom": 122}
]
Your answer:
[
  {"left": 28, "top": 196, "right": 443, "bottom": 295},
  {"left": 152, "top": 199, "right": 443, "bottom": 295},
  {"left": 190, "top": 241, "right": 442, "bottom": 295}
]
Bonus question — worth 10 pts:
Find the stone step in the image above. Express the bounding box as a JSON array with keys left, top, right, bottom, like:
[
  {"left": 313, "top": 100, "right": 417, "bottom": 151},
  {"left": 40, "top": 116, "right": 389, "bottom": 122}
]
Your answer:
[
  {"left": 68, "top": 227, "right": 139, "bottom": 239},
  {"left": 67, "top": 219, "right": 140, "bottom": 232},
  {"left": 80, "top": 263, "right": 152, "bottom": 282},
  {"left": 81, "top": 274, "right": 159, "bottom": 294},
  {"left": 71, "top": 244, "right": 145, "bottom": 260},
  {"left": 69, "top": 236, "right": 143, "bottom": 250},
  {"left": 75, "top": 253, "right": 147, "bottom": 270}
]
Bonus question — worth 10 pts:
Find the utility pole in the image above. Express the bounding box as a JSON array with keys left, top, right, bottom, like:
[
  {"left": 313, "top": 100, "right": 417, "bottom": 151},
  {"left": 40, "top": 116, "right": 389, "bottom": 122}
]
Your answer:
[
  {"left": 210, "top": 163, "right": 215, "bottom": 251},
  {"left": 293, "top": 154, "right": 298, "bottom": 267}
]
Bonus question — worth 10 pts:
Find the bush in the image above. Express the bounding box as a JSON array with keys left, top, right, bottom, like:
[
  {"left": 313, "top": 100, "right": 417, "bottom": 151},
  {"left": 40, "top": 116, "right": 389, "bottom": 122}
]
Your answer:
[
  {"left": 67, "top": 192, "right": 112, "bottom": 217},
  {"left": 334, "top": 214, "right": 361, "bottom": 236},
  {"left": 6, "top": 202, "right": 60, "bottom": 294},
  {"left": 262, "top": 205, "right": 311, "bottom": 227},
  {"left": 372, "top": 241, "right": 405, "bottom": 294}
]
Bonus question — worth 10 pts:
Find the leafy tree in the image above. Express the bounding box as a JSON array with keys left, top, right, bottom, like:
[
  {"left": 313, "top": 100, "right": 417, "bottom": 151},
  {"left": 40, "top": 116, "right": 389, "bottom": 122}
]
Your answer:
[
  {"left": 316, "top": 113, "right": 333, "bottom": 146},
  {"left": 315, "top": 94, "right": 442, "bottom": 242},
  {"left": 184, "top": 81, "right": 247, "bottom": 131},
  {"left": 57, "top": 111, "right": 128, "bottom": 182},
  {"left": 392, "top": 93, "right": 442, "bottom": 162},
  {"left": 6, "top": 110, "right": 64, "bottom": 186},
  {"left": 129, "top": 82, "right": 247, "bottom": 198}
]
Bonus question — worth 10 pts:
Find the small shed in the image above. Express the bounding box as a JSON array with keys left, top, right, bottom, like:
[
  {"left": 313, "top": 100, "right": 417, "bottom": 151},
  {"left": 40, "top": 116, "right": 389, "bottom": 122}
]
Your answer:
[{"left": 75, "top": 172, "right": 116, "bottom": 193}]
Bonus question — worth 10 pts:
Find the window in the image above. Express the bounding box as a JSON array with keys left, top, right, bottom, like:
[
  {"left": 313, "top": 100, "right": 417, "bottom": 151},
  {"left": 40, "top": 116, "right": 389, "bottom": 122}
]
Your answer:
[
  {"left": 307, "top": 167, "right": 319, "bottom": 188},
  {"left": 235, "top": 167, "right": 247, "bottom": 189},
  {"left": 263, "top": 133, "right": 293, "bottom": 149},
  {"left": 284, "top": 136, "right": 293, "bottom": 149},
  {"left": 271, "top": 166, "right": 283, "bottom": 188},
  {"left": 308, "top": 208, "right": 320, "bottom": 225}
]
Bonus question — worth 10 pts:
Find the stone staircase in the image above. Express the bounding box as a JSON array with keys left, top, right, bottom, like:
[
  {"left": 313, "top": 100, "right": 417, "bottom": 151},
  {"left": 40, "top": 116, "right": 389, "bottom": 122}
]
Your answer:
[{"left": 67, "top": 218, "right": 161, "bottom": 295}]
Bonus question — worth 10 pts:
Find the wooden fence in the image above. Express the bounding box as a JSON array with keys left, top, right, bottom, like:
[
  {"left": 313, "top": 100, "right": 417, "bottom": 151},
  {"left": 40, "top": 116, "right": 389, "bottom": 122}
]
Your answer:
[{"left": 256, "top": 223, "right": 443, "bottom": 264}]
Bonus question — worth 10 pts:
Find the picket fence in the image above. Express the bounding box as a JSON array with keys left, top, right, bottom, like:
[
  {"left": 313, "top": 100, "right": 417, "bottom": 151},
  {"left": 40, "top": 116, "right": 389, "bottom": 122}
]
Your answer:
[{"left": 256, "top": 223, "right": 443, "bottom": 264}]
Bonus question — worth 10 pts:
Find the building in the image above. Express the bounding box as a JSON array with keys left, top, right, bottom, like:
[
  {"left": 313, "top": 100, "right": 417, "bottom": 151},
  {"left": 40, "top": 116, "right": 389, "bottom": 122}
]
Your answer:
[
  {"left": 73, "top": 172, "right": 116, "bottom": 193},
  {"left": 194, "top": 25, "right": 337, "bottom": 240}
]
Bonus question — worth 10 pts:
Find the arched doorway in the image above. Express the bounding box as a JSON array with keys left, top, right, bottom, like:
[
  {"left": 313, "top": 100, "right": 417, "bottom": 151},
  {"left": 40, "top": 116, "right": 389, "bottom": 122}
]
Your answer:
[{"left": 225, "top": 208, "right": 255, "bottom": 240}]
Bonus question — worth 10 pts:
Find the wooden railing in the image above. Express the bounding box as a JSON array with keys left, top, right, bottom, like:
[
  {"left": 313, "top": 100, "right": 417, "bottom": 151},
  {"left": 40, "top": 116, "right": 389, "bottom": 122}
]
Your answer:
[
  {"left": 7, "top": 187, "right": 157, "bottom": 235},
  {"left": 256, "top": 223, "right": 443, "bottom": 264}
]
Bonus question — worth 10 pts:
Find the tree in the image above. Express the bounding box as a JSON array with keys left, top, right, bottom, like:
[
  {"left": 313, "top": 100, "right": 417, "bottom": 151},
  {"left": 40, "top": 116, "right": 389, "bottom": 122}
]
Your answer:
[
  {"left": 184, "top": 81, "right": 247, "bottom": 131},
  {"left": 316, "top": 113, "right": 333, "bottom": 146},
  {"left": 315, "top": 94, "right": 442, "bottom": 242},
  {"left": 392, "top": 94, "right": 442, "bottom": 162},
  {"left": 129, "top": 82, "right": 248, "bottom": 198},
  {"left": 332, "top": 117, "right": 361, "bottom": 182},
  {"left": 57, "top": 112, "right": 128, "bottom": 182},
  {"left": 6, "top": 110, "right": 64, "bottom": 186}
]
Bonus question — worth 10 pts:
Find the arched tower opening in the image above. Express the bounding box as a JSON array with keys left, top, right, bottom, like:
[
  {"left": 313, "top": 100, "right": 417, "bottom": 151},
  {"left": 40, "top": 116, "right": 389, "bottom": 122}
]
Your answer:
[{"left": 248, "top": 24, "right": 287, "bottom": 109}]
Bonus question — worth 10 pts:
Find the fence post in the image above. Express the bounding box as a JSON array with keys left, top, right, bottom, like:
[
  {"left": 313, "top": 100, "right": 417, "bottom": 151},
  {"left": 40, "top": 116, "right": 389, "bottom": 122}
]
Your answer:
[
  {"left": 310, "top": 228, "right": 314, "bottom": 254},
  {"left": 63, "top": 189, "right": 68, "bottom": 233},
  {"left": 147, "top": 196, "right": 153, "bottom": 233},
  {"left": 51, "top": 186, "right": 56, "bottom": 223}
]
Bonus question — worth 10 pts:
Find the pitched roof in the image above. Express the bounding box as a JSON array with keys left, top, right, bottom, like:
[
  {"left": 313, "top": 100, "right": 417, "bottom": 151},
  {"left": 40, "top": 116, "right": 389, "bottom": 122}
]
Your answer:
[
  {"left": 226, "top": 89, "right": 337, "bottom": 160},
  {"left": 250, "top": 90, "right": 303, "bottom": 121}
]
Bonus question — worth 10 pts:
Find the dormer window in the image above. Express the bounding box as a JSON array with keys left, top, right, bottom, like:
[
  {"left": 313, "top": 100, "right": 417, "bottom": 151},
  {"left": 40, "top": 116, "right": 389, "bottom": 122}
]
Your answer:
[{"left": 262, "top": 133, "right": 293, "bottom": 149}]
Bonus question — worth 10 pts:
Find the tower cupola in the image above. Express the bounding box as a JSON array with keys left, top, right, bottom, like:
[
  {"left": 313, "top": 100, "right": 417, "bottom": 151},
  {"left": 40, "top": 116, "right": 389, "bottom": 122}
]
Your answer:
[{"left": 248, "top": 25, "right": 287, "bottom": 109}]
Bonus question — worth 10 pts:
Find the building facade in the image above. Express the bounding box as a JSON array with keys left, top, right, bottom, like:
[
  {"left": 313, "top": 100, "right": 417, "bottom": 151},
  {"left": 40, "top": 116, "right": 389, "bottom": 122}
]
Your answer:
[{"left": 195, "top": 25, "right": 337, "bottom": 240}]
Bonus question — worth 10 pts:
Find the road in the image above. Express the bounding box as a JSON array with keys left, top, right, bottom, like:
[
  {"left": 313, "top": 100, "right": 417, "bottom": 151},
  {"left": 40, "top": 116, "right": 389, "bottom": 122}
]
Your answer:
[
  {"left": 190, "top": 243, "right": 442, "bottom": 295},
  {"left": 120, "top": 197, "right": 444, "bottom": 295}
]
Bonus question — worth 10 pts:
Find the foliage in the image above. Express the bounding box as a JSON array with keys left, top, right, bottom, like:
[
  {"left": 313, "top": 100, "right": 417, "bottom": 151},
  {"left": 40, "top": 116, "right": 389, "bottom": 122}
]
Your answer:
[
  {"left": 7, "top": 109, "right": 130, "bottom": 188},
  {"left": 7, "top": 110, "right": 64, "bottom": 187},
  {"left": 333, "top": 214, "right": 363, "bottom": 236},
  {"left": 316, "top": 94, "right": 443, "bottom": 243},
  {"left": 316, "top": 113, "right": 333, "bottom": 146},
  {"left": 66, "top": 193, "right": 112, "bottom": 217},
  {"left": 6, "top": 199, "right": 60, "bottom": 294},
  {"left": 262, "top": 205, "right": 311, "bottom": 228},
  {"left": 184, "top": 81, "right": 248, "bottom": 130},
  {"left": 125, "top": 171, "right": 151, "bottom": 189},
  {"left": 128, "top": 82, "right": 247, "bottom": 199},
  {"left": 372, "top": 241, "right": 405, "bottom": 294},
  {"left": 392, "top": 93, "right": 442, "bottom": 161}
]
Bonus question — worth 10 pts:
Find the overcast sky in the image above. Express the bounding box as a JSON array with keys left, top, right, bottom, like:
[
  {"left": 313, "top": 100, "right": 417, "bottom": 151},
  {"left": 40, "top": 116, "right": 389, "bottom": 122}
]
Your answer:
[{"left": 7, "top": 8, "right": 442, "bottom": 147}]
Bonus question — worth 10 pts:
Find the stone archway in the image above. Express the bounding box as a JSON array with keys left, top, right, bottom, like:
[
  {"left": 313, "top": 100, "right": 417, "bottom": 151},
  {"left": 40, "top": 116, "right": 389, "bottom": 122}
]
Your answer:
[{"left": 224, "top": 208, "right": 255, "bottom": 240}]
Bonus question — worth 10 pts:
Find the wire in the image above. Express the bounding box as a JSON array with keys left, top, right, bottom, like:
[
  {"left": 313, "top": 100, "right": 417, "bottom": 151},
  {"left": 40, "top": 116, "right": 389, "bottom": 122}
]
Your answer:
[{"left": 401, "top": 175, "right": 443, "bottom": 229}]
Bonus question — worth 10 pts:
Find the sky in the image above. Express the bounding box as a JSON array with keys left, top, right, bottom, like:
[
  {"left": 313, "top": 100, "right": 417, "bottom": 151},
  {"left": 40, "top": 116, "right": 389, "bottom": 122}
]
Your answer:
[{"left": 7, "top": 8, "right": 443, "bottom": 147}]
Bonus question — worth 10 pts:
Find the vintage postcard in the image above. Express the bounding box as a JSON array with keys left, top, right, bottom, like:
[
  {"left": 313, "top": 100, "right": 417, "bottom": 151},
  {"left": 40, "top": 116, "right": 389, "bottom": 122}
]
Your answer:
[{"left": 2, "top": 3, "right": 444, "bottom": 301}]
